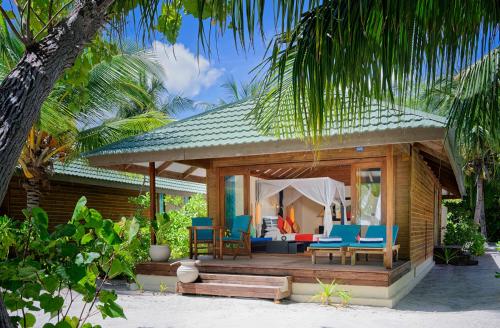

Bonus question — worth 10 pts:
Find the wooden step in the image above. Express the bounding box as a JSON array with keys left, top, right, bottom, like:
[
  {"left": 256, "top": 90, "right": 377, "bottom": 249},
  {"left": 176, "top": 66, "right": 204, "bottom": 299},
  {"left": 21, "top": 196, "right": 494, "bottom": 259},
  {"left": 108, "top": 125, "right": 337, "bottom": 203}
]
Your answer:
[{"left": 176, "top": 274, "right": 292, "bottom": 302}]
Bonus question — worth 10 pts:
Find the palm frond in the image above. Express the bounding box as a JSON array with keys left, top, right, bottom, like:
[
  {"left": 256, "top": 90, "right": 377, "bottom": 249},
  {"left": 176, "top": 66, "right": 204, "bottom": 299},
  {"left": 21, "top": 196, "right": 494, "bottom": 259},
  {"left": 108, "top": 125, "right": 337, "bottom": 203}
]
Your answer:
[
  {"left": 250, "top": 0, "right": 500, "bottom": 142},
  {"left": 76, "top": 111, "right": 169, "bottom": 153}
]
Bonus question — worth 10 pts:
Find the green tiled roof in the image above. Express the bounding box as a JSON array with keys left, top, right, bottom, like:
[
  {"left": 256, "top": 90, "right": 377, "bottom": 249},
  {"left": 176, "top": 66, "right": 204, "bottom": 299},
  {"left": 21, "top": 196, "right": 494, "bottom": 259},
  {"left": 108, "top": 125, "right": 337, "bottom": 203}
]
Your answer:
[
  {"left": 53, "top": 159, "right": 206, "bottom": 194},
  {"left": 85, "top": 99, "right": 447, "bottom": 157}
]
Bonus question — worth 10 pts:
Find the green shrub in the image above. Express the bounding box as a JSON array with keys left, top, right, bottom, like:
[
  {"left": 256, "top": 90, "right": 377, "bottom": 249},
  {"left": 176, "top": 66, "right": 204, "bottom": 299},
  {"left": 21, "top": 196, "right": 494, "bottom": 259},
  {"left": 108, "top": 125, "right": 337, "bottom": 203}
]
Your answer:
[
  {"left": 443, "top": 201, "right": 486, "bottom": 256},
  {"left": 124, "top": 193, "right": 207, "bottom": 261},
  {"left": 0, "top": 197, "right": 137, "bottom": 327},
  {"left": 156, "top": 194, "right": 207, "bottom": 259}
]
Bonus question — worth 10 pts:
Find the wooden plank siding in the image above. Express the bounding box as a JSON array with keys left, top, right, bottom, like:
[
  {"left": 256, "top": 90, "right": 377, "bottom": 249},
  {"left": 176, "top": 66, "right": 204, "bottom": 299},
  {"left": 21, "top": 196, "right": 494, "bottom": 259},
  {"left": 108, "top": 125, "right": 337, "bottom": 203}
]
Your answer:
[
  {"left": 410, "top": 149, "right": 438, "bottom": 265},
  {"left": 1, "top": 176, "right": 140, "bottom": 230},
  {"left": 394, "top": 148, "right": 411, "bottom": 259}
]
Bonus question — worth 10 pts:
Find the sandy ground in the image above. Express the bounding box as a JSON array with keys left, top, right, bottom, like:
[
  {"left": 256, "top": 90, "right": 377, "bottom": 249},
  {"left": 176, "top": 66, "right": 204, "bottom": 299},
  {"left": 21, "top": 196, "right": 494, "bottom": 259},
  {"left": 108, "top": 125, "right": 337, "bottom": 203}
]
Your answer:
[{"left": 30, "top": 249, "right": 500, "bottom": 328}]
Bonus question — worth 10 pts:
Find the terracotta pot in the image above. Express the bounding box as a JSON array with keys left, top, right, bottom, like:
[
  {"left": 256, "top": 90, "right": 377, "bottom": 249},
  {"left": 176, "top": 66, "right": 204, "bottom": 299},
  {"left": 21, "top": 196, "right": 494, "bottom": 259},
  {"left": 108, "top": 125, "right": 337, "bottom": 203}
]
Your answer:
[
  {"left": 149, "top": 245, "right": 171, "bottom": 262},
  {"left": 175, "top": 260, "right": 200, "bottom": 283}
]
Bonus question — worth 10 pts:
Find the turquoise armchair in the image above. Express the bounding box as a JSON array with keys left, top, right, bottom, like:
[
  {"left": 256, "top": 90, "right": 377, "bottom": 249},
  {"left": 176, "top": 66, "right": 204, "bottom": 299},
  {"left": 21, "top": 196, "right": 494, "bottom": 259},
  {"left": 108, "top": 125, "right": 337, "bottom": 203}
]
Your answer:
[
  {"left": 188, "top": 217, "right": 215, "bottom": 259},
  {"left": 222, "top": 215, "right": 252, "bottom": 260}
]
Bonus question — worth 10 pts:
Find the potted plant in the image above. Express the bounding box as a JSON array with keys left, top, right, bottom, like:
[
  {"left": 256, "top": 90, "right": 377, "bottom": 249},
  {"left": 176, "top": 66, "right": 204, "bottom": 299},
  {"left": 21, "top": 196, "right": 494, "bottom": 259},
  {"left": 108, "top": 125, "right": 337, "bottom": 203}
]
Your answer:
[{"left": 149, "top": 212, "right": 171, "bottom": 262}]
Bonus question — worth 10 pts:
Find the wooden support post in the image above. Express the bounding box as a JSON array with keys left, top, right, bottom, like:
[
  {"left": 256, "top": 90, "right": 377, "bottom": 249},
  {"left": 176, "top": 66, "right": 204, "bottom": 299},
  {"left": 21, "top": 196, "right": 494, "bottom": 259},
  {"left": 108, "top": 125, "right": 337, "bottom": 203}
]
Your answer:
[
  {"left": 149, "top": 162, "right": 157, "bottom": 244},
  {"left": 384, "top": 145, "right": 394, "bottom": 269}
]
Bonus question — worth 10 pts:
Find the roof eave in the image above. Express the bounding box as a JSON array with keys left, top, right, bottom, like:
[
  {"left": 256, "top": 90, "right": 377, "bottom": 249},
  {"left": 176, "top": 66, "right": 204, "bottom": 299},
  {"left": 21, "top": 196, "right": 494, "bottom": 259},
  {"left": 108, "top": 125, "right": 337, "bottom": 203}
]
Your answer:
[{"left": 87, "top": 126, "right": 447, "bottom": 167}]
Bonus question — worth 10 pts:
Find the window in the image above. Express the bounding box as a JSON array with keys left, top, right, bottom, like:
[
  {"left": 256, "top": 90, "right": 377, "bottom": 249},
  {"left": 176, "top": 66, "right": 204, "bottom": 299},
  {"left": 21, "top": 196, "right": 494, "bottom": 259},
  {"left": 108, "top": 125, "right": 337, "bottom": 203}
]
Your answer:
[
  {"left": 353, "top": 166, "right": 383, "bottom": 225},
  {"left": 224, "top": 175, "right": 245, "bottom": 227}
]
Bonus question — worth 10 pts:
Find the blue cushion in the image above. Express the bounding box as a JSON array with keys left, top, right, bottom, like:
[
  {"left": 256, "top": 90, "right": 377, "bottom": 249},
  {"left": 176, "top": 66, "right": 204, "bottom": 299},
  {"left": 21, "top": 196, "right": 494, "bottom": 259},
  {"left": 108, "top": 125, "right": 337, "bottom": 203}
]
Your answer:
[
  {"left": 365, "top": 225, "right": 399, "bottom": 245},
  {"left": 328, "top": 225, "right": 360, "bottom": 243},
  {"left": 309, "top": 242, "right": 350, "bottom": 248},
  {"left": 228, "top": 215, "right": 251, "bottom": 240},
  {"left": 349, "top": 242, "right": 387, "bottom": 248},
  {"left": 251, "top": 237, "right": 272, "bottom": 244},
  {"left": 191, "top": 217, "right": 213, "bottom": 241}
]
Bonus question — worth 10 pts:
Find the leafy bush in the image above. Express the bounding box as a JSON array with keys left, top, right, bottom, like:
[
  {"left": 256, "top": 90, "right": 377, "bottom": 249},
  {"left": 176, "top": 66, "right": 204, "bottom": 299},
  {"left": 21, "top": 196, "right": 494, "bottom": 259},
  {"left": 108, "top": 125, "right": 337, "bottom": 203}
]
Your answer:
[
  {"left": 0, "top": 197, "right": 138, "bottom": 328},
  {"left": 443, "top": 199, "right": 486, "bottom": 256},
  {"left": 124, "top": 193, "right": 207, "bottom": 261},
  {"left": 156, "top": 194, "right": 207, "bottom": 259}
]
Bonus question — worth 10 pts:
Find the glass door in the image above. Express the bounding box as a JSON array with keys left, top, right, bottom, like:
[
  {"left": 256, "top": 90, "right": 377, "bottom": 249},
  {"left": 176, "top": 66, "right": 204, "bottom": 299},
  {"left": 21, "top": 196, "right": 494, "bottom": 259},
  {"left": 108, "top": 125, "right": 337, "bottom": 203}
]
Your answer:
[
  {"left": 224, "top": 175, "right": 245, "bottom": 229},
  {"left": 352, "top": 163, "right": 385, "bottom": 225}
]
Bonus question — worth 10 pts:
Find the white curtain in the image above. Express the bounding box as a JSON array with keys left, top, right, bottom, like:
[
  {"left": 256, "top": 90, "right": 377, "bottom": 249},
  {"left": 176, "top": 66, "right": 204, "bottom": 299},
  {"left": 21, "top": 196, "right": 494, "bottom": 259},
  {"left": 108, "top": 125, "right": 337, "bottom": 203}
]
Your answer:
[
  {"left": 283, "top": 188, "right": 303, "bottom": 207},
  {"left": 256, "top": 177, "right": 347, "bottom": 236}
]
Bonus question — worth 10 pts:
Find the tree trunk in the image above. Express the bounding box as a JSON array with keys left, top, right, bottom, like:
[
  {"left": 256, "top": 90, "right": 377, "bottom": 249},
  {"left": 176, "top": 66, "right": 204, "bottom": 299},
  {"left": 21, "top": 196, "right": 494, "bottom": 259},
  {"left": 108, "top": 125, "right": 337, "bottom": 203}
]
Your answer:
[
  {"left": 0, "top": 0, "right": 115, "bottom": 204},
  {"left": 23, "top": 179, "right": 42, "bottom": 210},
  {"left": 0, "top": 293, "right": 12, "bottom": 328},
  {"left": 0, "top": 1, "right": 116, "bottom": 326},
  {"left": 474, "top": 174, "right": 487, "bottom": 238}
]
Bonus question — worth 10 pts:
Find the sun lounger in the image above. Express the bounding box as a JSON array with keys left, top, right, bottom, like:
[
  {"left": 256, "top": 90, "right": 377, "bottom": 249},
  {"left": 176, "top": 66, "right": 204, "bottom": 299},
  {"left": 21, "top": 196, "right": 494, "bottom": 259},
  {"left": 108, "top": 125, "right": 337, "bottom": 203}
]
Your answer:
[
  {"left": 348, "top": 225, "right": 400, "bottom": 265},
  {"left": 308, "top": 225, "right": 361, "bottom": 264}
]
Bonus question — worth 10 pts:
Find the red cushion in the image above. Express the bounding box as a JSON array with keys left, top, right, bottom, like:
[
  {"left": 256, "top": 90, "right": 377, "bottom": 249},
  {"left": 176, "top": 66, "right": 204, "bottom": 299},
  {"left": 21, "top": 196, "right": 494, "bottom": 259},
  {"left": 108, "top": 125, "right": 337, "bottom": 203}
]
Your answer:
[
  {"left": 295, "top": 233, "right": 313, "bottom": 241},
  {"left": 277, "top": 216, "right": 286, "bottom": 234}
]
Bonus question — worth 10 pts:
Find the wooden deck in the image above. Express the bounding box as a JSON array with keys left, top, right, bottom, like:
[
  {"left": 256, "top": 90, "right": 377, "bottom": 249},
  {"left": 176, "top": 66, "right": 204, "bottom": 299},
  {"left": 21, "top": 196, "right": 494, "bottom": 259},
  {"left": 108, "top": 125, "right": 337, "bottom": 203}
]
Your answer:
[{"left": 136, "top": 254, "right": 411, "bottom": 287}]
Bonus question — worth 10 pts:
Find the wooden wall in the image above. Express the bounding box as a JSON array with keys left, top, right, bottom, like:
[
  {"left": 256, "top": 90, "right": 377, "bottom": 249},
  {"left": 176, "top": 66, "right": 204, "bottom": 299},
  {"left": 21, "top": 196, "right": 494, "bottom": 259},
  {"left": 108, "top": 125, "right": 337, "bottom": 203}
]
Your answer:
[
  {"left": 394, "top": 149, "right": 411, "bottom": 259},
  {"left": 410, "top": 149, "right": 438, "bottom": 265},
  {"left": 1, "top": 176, "right": 140, "bottom": 230}
]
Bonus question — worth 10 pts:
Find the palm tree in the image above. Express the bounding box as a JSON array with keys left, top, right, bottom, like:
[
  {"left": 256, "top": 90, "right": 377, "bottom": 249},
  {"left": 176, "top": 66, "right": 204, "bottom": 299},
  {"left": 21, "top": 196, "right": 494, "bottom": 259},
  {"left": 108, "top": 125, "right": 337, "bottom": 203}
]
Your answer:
[
  {"left": 1, "top": 20, "right": 172, "bottom": 209},
  {"left": 425, "top": 49, "right": 500, "bottom": 237},
  {"left": 219, "top": 76, "right": 262, "bottom": 105}
]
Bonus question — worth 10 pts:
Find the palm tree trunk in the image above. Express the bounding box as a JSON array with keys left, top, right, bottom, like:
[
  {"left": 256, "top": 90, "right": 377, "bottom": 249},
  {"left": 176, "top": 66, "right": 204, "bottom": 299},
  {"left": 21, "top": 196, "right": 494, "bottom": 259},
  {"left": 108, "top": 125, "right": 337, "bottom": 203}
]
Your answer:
[
  {"left": 24, "top": 179, "right": 42, "bottom": 210},
  {"left": 0, "top": 0, "right": 114, "bottom": 206},
  {"left": 474, "top": 173, "right": 487, "bottom": 238},
  {"left": 0, "top": 293, "right": 11, "bottom": 328},
  {"left": 0, "top": 2, "right": 115, "bottom": 326}
]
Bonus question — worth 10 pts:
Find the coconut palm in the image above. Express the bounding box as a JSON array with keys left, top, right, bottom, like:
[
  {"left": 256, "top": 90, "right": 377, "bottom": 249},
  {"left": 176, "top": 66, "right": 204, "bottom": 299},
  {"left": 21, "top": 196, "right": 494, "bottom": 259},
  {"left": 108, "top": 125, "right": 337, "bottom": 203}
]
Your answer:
[
  {"left": 219, "top": 76, "right": 262, "bottom": 105},
  {"left": 425, "top": 48, "right": 500, "bottom": 237},
  {"left": 1, "top": 19, "right": 173, "bottom": 209}
]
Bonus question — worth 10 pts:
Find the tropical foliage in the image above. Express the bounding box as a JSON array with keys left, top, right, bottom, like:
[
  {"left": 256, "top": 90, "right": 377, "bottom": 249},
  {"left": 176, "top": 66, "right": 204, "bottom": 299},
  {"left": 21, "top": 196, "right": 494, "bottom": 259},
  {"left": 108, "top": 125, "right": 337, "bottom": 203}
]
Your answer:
[
  {"left": 443, "top": 199, "right": 486, "bottom": 257},
  {"left": 126, "top": 193, "right": 207, "bottom": 260},
  {"left": 0, "top": 197, "right": 139, "bottom": 328},
  {"left": 157, "top": 194, "right": 207, "bottom": 259},
  {"left": 311, "top": 278, "right": 351, "bottom": 307},
  {"left": 218, "top": 76, "right": 262, "bottom": 105},
  {"left": 424, "top": 48, "right": 500, "bottom": 237},
  {"left": 1, "top": 16, "right": 175, "bottom": 209}
]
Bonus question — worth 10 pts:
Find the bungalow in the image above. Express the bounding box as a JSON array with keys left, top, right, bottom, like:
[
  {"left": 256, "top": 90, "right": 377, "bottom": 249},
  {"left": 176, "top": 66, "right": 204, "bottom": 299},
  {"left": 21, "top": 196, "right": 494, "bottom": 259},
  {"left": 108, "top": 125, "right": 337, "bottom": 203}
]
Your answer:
[
  {"left": 1, "top": 159, "right": 206, "bottom": 229},
  {"left": 85, "top": 99, "right": 464, "bottom": 307}
]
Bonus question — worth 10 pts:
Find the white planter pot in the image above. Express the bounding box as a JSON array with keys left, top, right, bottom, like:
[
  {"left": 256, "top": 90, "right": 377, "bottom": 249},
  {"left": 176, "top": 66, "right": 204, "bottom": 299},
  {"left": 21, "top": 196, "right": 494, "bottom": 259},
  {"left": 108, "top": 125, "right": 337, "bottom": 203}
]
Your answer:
[
  {"left": 176, "top": 260, "right": 200, "bottom": 283},
  {"left": 149, "top": 245, "right": 171, "bottom": 262}
]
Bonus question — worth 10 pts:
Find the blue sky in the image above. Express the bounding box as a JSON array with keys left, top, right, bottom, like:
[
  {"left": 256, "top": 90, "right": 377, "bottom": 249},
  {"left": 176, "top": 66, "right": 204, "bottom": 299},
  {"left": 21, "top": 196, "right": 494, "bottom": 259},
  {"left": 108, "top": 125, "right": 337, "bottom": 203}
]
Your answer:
[{"left": 125, "top": 4, "right": 278, "bottom": 119}]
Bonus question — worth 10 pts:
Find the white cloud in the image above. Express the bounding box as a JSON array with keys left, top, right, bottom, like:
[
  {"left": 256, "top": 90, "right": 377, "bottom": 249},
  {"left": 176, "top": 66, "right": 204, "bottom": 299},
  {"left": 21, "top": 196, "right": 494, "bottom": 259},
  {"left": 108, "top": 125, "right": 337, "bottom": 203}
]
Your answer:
[{"left": 151, "top": 41, "right": 223, "bottom": 97}]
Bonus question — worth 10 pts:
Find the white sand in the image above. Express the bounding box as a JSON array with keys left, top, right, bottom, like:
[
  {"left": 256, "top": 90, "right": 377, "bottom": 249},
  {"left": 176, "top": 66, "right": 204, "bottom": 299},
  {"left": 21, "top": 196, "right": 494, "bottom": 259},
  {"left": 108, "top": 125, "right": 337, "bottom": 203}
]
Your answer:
[
  {"left": 32, "top": 292, "right": 500, "bottom": 328},
  {"left": 30, "top": 250, "right": 500, "bottom": 328}
]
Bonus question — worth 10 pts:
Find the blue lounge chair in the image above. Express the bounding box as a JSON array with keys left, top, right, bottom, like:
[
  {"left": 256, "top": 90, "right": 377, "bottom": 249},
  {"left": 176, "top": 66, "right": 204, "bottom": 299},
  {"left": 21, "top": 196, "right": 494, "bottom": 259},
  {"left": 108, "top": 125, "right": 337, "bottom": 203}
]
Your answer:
[
  {"left": 348, "top": 225, "right": 400, "bottom": 265},
  {"left": 308, "top": 225, "right": 361, "bottom": 265},
  {"left": 188, "top": 217, "right": 215, "bottom": 259},
  {"left": 222, "top": 215, "right": 252, "bottom": 260}
]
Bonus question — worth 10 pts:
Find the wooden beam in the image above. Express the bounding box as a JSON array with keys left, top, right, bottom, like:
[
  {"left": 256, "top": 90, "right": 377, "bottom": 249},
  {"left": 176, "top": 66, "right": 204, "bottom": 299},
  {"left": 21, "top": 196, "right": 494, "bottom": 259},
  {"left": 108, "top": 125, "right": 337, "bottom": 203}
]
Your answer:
[
  {"left": 414, "top": 142, "right": 450, "bottom": 165},
  {"left": 156, "top": 161, "right": 173, "bottom": 174},
  {"left": 182, "top": 166, "right": 198, "bottom": 178},
  {"left": 108, "top": 164, "right": 205, "bottom": 184},
  {"left": 384, "top": 146, "right": 394, "bottom": 269},
  {"left": 149, "top": 162, "right": 157, "bottom": 244},
  {"left": 176, "top": 159, "right": 212, "bottom": 169}
]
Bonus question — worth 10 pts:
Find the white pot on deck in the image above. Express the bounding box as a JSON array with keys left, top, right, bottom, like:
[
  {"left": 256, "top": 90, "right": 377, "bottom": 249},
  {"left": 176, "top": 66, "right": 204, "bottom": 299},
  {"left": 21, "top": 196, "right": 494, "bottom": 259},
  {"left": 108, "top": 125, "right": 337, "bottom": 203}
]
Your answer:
[
  {"left": 175, "top": 260, "right": 200, "bottom": 283},
  {"left": 149, "top": 245, "right": 171, "bottom": 262}
]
